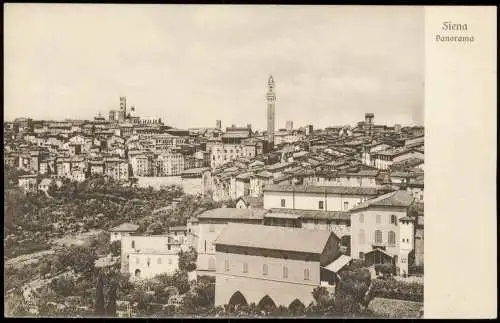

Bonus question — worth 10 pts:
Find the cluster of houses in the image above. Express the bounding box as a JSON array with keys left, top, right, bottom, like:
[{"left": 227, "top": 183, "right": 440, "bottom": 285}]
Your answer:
[
  {"left": 7, "top": 111, "right": 424, "bottom": 310},
  {"left": 103, "top": 120, "right": 424, "bottom": 310}
]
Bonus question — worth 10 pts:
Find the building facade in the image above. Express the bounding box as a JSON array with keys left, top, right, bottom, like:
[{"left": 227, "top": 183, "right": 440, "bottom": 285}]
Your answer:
[{"left": 214, "top": 223, "right": 342, "bottom": 308}]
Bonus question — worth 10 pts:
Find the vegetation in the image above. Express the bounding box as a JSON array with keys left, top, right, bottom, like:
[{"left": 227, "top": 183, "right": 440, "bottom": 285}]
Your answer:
[{"left": 369, "top": 278, "right": 424, "bottom": 303}]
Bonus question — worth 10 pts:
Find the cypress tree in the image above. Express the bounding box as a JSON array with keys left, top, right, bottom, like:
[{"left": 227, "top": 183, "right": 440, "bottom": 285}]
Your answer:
[{"left": 94, "top": 272, "right": 105, "bottom": 316}]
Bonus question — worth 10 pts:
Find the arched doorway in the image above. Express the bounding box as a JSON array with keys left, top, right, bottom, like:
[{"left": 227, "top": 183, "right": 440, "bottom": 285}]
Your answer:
[
  {"left": 228, "top": 291, "right": 248, "bottom": 307},
  {"left": 288, "top": 299, "right": 305, "bottom": 313},
  {"left": 134, "top": 269, "right": 141, "bottom": 279},
  {"left": 258, "top": 295, "right": 277, "bottom": 310}
]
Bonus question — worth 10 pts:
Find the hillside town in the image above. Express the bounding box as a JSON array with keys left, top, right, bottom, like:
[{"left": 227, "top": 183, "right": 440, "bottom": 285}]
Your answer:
[{"left": 4, "top": 76, "right": 424, "bottom": 318}]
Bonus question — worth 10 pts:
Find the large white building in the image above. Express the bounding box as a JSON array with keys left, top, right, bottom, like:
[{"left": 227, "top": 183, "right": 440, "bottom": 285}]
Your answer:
[
  {"left": 214, "top": 223, "right": 348, "bottom": 308},
  {"left": 120, "top": 235, "right": 182, "bottom": 279},
  {"left": 263, "top": 184, "right": 379, "bottom": 212},
  {"left": 349, "top": 190, "right": 416, "bottom": 276}
]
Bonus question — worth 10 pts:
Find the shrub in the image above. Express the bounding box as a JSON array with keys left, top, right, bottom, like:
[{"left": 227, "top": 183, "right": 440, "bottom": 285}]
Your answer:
[{"left": 369, "top": 278, "right": 423, "bottom": 302}]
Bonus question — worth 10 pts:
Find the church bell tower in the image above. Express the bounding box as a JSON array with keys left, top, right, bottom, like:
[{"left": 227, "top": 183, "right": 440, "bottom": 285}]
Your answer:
[{"left": 266, "top": 75, "right": 276, "bottom": 150}]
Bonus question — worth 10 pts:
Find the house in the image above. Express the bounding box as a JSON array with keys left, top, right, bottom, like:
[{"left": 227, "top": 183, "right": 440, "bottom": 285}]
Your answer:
[
  {"left": 214, "top": 223, "right": 347, "bottom": 308},
  {"left": 109, "top": 222, "right": 139, "bottom": 243},
  {"left": 349, "top": 190, "right": 416, "bottom": 276},
  {"left": 120, "top": 235, "right": 182, "bottom": 275},
  {"left": 235, "top": 196, "right": 264, "bottom": 209},
  {"left": 263, "top": 184, "right": 379, "bottom": 212},
  {"left": 196, "top": 208, "right": 267, "bottom": 276},
  {"left": 18, "top": 174, "right": 38, "bottom": 193},
  {"left": 128, "top": 250, "right": 179, "bottom": 281},
  {"left": 38, "top": 178, "right": 53, "bottom": 192}
]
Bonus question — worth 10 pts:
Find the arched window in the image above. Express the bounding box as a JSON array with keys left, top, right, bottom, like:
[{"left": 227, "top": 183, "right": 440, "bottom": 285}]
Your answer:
[
  {"left": 359, "top": 229, "right": 365, "bottom": 244},
  {"left": 304, "top": 268, "right": 310, "bottom": 280},
  {"left": 375, "top": 230, "right": 383, "bottom": 244},
  {"left": 262, "top": 264, "right": 268, "bottom": 276},
  {"left": 283, "top": 265, "right": 288, "bottom": 279},
  {"left": 388, "top": 231, "right": 396, "bottom": 246},
  {"left": 391, "top": 215, "right": 398, "bottom": 225},
  {"left": 243, "top": 262, "right": 248, "bottom": 273},
  {"left": 131, "top": 240, "right": 135, "bottom": 249},
  {"left": 281, "top": 199, "right": 286, "bottom": 207},
  {"left": 359, "top": 214, "right": 364, "bottom": 223}
]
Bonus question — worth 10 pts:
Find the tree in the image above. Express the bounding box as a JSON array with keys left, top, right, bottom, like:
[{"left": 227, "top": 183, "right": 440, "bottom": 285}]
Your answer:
[
  {"left": 334, "top": 266, "right": 372, "bottom": 315},
  {"left": 105, "top": 283, "right": 117, "bottom": 317},
  {"left": 312, "top": 286, "right": 331, "bottom": 306},
  {"left": 110, "top": 240, "right": 121, "bottom": 257},
  {"left": 94, "top": 273, "right": 105, "bottom": 316},
  {"left": 147, "top": 222, "right": 164, "bottom": 235},
  {"left": 178, "top": 247, "right": 197, "bottom": 272},
  {"left": 39, "top": 260, "right": 51, "bottom": 279}
]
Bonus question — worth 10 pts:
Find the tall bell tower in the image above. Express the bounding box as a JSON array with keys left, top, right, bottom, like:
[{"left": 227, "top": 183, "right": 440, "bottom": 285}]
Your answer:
[{"left": 266, "top": 75, "right": 276, "bottom": 149}]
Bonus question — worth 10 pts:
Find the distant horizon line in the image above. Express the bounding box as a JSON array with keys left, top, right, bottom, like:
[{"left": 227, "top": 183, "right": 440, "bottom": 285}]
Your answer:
[{"left": 4, "top": 116, "right": 424, "bottom": 131}]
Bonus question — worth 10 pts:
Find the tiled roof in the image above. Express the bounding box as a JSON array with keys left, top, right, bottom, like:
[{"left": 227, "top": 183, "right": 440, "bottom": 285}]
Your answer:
[
  {"left": 197, "top": 208, "right": 268, "bottom": 220},
  {"left": 263, "top": 184, "right": 379, "bottom": 196},
  {"left": 109, "top": 222, "right": 139, "bottom": 232},
  {"left": 350, "top": 190, "right": 414, "bottom": 211},
  {"left": 238, "top": 196, "right": 264, "bottom": 208},
  {"left": 215, "top": 223, "right": 334, "bottom": 254},
  {"left": 269, "top": 208, "right": 350, "bottom": 220}
]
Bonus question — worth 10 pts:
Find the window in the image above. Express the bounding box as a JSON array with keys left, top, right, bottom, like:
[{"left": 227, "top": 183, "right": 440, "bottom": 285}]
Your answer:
[
  {"left": 391, "top": 215, "right": 398, "bottom": 225},
  {"left": 359, "top": 252, "right": 365, "bottom": 260},
  {"left": 136, "top": 257, "right": 140, "bottom": 264},
  {"left": 359, "top": 229, "right": 365, "bottom": 244},
  {"left": 225, "top": 259, "right": 230, "bottom": 272},
  {"left": 376, "top": 214, "right": 381, "bottom": 224},
  {"left": 243, "top": 262, "right": 248, "bottom": 273},
  {"left": 281, "top": 199, "right": 286, "bottom": 207},
  {"left": 388, "top": 231, "right": 396, "bottom": 246},
  {"left": 204, "top": 240, "right": 207, "bottom": 252},
  {"left": 359, "top": 214, "right": 364, "bottom": 223},
  {"left": 343, "top": 201, "right": 349, "bottom": 210},
  {"left": 208, "top": 257, "right": 215, "bottom": 270},
  {"left": 318, "top": 201, "right": 324, "bottom": 210},
  {"left": 420, "top": 195, "right": 423, "bottom": 201},
  {"left": 375, "top": 230, "right": 383, "bottom": 244},
  {"left": 304, "top": 268, "right": 310, "bottom": 280},
  {"left": 209, "top": 224, "right": 215, "bottom": 232},
  {"left": 262, "top": 264, "right": 268, "bottom": 276},
  {"left": 131, "top": 240, "right": 135, "bottom": 249},
  {"left": 157, "top": 257, "right": 162, "bottom": 264},
  {"left": 147, "top": 258, "right": 151, "bottom": 267},
  {"left": 168, "top": 258, "right": 173, "bottom": 265},
  {"left": 283, "top": 265, "right": 288, "bottom": 278}
]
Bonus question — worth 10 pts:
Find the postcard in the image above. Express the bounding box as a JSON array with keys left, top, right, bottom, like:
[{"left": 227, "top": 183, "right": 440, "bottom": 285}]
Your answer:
[{"left": 3, "top": 4, "right": 496, "bottom": 319}]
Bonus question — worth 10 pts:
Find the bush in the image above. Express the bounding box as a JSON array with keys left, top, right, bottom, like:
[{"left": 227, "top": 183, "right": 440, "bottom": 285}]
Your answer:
[{"left": 369, "top": 278, "right": 423, "bottom": 302}]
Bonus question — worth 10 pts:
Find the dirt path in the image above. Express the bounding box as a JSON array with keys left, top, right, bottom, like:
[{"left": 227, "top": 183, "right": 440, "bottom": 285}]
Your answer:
[{"left": 5, "top": 249, "right": 55, "bottom": 268}]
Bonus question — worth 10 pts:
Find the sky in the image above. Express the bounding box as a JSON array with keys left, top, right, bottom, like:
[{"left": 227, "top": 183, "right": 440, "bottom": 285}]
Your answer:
[{"left": 4, "top": 4, "right": 424, "bottom": 130}]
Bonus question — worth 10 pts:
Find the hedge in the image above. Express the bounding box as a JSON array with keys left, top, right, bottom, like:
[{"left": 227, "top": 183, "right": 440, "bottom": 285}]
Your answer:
[{"left": 369, "top": 278, "right": 423, "bottom": 302}]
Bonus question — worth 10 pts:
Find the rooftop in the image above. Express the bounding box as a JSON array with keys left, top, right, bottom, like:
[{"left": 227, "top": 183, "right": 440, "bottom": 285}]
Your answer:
[
  {"left": 350, "top": 190, "right": 414, "bottom": 212},
  {"left": 269, "top": 208, "right": 351, "bottom": 220},
  {"left": 109, "top": 222, "right": 140, "bottom": 232},
  {"left": 263, "top": 184, "right": 379, "bottom": 196},
  {"left": 215, "top": 223, "right": 334, "bottom": 254},
  {"left": 197, "top": 207, "right": 268, "bottom": 220}
]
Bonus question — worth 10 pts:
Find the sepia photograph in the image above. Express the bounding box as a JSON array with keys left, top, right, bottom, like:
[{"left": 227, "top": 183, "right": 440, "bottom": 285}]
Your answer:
[{"left": 3, "top": 4, "right": 428, "bottom": 318}]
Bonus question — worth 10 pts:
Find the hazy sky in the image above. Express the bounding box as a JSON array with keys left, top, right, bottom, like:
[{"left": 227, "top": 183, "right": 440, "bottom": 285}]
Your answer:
[{"left": 5, "top": 4, "right": 424, "bottom": 130}]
